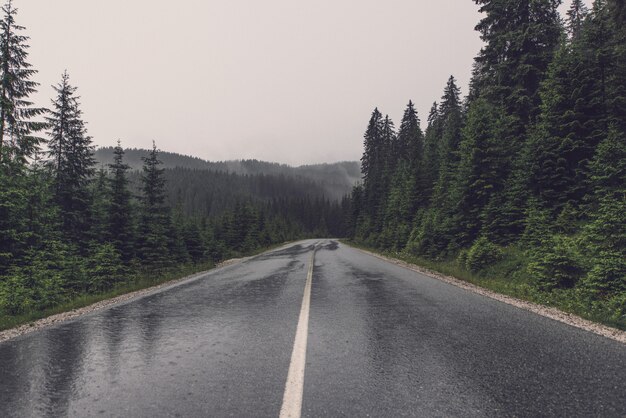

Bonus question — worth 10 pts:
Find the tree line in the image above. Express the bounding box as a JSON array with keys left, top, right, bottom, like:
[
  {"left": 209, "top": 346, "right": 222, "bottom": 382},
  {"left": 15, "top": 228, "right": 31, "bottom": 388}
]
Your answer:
[
  {"left": 0, "top": 0, "right": 343, "bottom": 318},
  {"left": 347, "top": 0, "right": 625, "bottom": 324},
  {"left": 94, "top": 147, "right": 361, "bottom": 201}
]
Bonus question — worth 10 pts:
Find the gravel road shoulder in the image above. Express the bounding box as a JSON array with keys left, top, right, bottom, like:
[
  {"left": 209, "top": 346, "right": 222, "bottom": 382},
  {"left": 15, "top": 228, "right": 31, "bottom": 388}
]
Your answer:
[
  {"left": 350, "top": 245, "right": 626, "bottom": 344},
  {"left": 0, "top": 257, "right": 248, "bottom": 344}
]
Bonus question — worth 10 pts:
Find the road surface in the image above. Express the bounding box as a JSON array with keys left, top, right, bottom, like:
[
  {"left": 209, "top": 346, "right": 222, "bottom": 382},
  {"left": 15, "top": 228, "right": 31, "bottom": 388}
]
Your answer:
[{"left": 0, "top": 240, "right": 624, "bottom": 417}]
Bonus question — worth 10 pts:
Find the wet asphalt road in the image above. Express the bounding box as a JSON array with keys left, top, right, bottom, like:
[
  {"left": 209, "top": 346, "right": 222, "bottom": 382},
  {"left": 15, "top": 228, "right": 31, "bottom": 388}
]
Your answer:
[{"left": 0, "top": 240, "right": 625, "bottom": 417}]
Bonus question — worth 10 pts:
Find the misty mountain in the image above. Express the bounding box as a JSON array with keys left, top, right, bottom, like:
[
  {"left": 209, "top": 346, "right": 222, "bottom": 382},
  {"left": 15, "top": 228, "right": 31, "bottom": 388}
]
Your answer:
[{"left": 95, "top": 147, "right": 361, "bottom": 200}]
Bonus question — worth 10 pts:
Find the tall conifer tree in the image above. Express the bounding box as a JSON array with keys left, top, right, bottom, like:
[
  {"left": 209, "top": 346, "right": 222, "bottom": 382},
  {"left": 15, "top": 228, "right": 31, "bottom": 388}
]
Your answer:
[
  {"left": 138, "top": 142, "right": 170, "bottom": 268},
  {"left": 0, "top": 0, "right": 45, "bottom": 163},
  {"left": 46, "top": 71, "right": 95, "bottom": 245},
  {"left": 108, "top": 140, "right": 134, "bottom": 262}
]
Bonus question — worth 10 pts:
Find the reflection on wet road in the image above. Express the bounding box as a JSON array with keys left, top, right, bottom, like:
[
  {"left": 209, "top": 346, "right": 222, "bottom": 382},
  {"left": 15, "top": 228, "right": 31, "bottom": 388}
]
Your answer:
[{"left": 1, "top": 240, "right": 625, "bottom": 417}]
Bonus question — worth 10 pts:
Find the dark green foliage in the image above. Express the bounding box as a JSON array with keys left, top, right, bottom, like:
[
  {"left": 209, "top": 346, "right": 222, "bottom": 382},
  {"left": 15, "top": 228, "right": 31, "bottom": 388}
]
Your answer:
[
  {"left": 107, "top": 141, "right": 134, "bottom": 261},
  {"left": 420, "top": 103, "right": 442, "bottom": 205},
  {"left": 347, "top": 0, "right": 626, "bottom": 323},
  {"left": 528, "top": 235, "right": 585, "bottom": 291},
  {"left": 465, "top": 236, "right": 503, "bottom": 273},
  {"left": 453, "top": 99, "right": 508, "bottom": 246},
  {"left": 0, "top": 163, "right": 27, "bottom": 272},
  {"left": 380, "top": 160, "right": 414, "bottom": 250},
  {"left": 89, "top": 169, "right": 110, "bottom": 243},
  {"left": 46, "top": 72, "right": 95, "bottom": 245},
  {"left": 472, "top": 0, "right": 562, "bottom": 131},
  {"left": 137, "top": 142, "right": 171, "bottom": 269},
  {"left": 578, "top": 129, "right": 626, "bottom": 296},
  {"left": 396, "top": 101, "right": 423, "bottom": 166},
  {"left": 182, "top": 221, "right": 205, "bottom": 263},
  {"left": 0, "top": 0, "right": 46, "bottom": 163},
  {"left": 567, "top": 0, "right": 588, "bottom": 38},
  {"left": 85, "top": 243, "right": 128, "bottom": 292}
]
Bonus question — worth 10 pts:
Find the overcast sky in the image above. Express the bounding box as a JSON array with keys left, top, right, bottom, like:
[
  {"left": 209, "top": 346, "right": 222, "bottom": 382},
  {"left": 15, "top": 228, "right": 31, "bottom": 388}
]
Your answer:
[{"left": 18, "top": 0, "right": 586, "bottom": 165}]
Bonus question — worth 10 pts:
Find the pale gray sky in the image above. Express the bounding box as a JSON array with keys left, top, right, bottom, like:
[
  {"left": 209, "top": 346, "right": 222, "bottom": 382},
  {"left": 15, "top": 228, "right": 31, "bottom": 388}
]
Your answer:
[{"left": 19, "top": 0, "right": 586, "bottom": 165}]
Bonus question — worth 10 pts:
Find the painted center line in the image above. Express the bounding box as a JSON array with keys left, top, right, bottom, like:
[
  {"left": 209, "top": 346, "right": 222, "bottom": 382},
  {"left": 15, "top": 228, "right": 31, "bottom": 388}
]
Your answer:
[{"left": 279, "top": 244, "right": 317, "bottom": 418}]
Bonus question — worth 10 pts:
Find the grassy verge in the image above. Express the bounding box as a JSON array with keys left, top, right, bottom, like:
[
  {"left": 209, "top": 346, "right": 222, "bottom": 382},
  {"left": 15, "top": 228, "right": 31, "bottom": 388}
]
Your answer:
[
  {"left": 0, "top": 261, "right": 214, "bottom": 332},
  {"left": 343, "top": 241, "right": 625, "bottom": 331},
  {"left": 0, "top": 242, "right": 290, "bottom": 333}
]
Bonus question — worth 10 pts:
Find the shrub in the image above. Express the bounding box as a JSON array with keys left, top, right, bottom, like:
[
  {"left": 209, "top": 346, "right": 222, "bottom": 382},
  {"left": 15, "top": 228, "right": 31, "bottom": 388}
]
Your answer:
[
  {"left": 456, "top": 249, "right": 469, "bottom": 268},
  {"left": 86, "top": 243, "right": 129, "bottom": 292},
  {"left": 579, "top": 250, "right": 626, "bottom": 297},
  {"left": 465, "top": 236, "right": 503, "bottom": 272},
  {"left": 527, "top": 235, "right": 585, "bottom": 291}
]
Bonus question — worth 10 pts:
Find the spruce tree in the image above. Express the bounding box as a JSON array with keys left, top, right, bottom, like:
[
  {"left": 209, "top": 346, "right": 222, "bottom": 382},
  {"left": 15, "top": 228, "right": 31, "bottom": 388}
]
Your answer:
[
  {"left": 579, "top": 129, "right": 626, "bottom": 296},
  {"left": 420, "top": 102, "right": 442, "bottom": 205},
  {"left": 138, "top": 142, "right": 170, "bottom": 268},
  {"left": 107, "top": 140, "right": 134, "bottom": 261},
  {"left": 431, "top": 76, "right": 463, "bottom": 209},
  {"left": 396, "top": 101, "right": 423, "bottom": 164},
  {"left": 527, "top": 1, "right": 619, "bottom": 216},
  {"left": 359, "top": 108, "right": 385, "bottom": 233},
  {"left": 0, "top": 0, "right": 45, "bottom": 163},
  {"left": 89, "top": 168, "right": 110, "bottom": 244},
  {"left": 567, "top": 0, "right": 589, "bottom": 38},
  {"left": 396, "top": 101, "right": 425, "bottom": 214},
  {"left": 376, "top": 115, "right": 396, "bottom": 234},
  {"left": 473, "top": 0, "right": 562, "bottom": 131},
  {"left": 453, "top": 98, "right": 507, "bottom": 246},
  {"left": 46, "top": 71, "right": 95, "bottom": 245},
  {"left": 471, "top": 0, "right": 562, "bottom": 241}
]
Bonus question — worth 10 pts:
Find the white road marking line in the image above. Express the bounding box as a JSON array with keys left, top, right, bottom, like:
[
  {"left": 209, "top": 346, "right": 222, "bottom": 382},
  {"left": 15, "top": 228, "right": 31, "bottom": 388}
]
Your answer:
[{"left": 279, "top": 245, "right": 317, "bottom": 418}]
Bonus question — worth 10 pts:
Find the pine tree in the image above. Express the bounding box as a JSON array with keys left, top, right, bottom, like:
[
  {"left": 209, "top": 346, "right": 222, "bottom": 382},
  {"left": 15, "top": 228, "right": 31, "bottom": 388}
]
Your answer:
[
  {"left": 395, "top": 101, "right": 423, "bottom": 165},
  {"left": 182, "top": 220, "right": 205, "bottom": 263},
  {"left": 0, "top": 1, "right": 45, "bottom": 274},
  {"left": 431, "top": 76, "right": 463, "bottom": 209},
  {"left": 86, "top": 243, "right": 128, "bottom": 292},
  {"left": 420, "top": 102, "right": 442, "bottom": 205},
  {"left": 527, "top": 1, "right": 619, "bottom": 216},
  {"left": 396, "top": 101, "right": 425, "bottom": 214},
  {"left": 107, "top": 140, "right": 134, "bottom": 262},
  {"left": 579, "top": 128, "right": 625, "bottom": 295},
  {"left": 138, "top": 142, "right": 170, "bottom": 268},
  {"left": 360, "top": 108, "right": 383, "bottom": 190},
  {"left": 471, "top": 0, "right": 563, "bottom": 242},
  {"left": 472, "top": 0, "right": 562, "bottom": 131},
  {"left": 46, "top": 71, "right": 95, "bottom": 245},
  {"left": 381, "top": 160, "right": 414, "bottom": 250},
  {"left": 359, "top": 108, "right": 385, "bottom": 233},
  {"left": 0, "top": 0, "right": 45, "bottom": 163},
  {"left": 453, "top": 98, "right": 508, "bottom": 247},
  {"left": 0, "top": 162, "right": 26, "bottom": 272},
  {"left": 567, "top": 0, "right": 589, "bottom": 38},
  {"left": 89, "top": 168, "right": 110, "bottom": 244}
]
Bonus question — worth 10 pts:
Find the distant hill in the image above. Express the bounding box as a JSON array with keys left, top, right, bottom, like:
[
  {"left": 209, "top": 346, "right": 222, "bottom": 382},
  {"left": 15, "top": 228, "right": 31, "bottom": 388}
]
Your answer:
[{"left": 95, "top": 147, "right": 361, "bottom": 200}]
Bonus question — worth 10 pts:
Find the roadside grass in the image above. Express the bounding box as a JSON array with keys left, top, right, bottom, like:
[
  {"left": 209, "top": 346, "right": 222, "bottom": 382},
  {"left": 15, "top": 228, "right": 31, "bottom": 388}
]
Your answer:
[
  {"left": 0, "top": 261, "right": 214, "bottom": 332},
  {"left": 0, "top": 242, "right": 290, "bottom": 333},
  {"left": 343, "top": 241, "right": 626, "bottom": 331}
]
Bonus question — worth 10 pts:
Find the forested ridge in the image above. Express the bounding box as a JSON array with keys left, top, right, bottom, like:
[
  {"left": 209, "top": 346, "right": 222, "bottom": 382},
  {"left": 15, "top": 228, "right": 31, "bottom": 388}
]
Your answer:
[
  {"left": 95, "top": 147, "right": 361, "bottom": 201},
  {"left": 346, "top": 0, "right": 625, "bottom": 328},
  {"left": 0, "top": 0, "right": 345, "bottom": 324}
]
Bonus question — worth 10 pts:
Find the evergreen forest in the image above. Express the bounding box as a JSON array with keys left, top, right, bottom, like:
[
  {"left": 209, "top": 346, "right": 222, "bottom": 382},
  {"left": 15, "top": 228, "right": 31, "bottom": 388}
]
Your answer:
[
  {"left": 1, "top": 0, "right": 625, "bottom": 330},
  {"left": 346, "top": 0, "right": 626, "bottom": 328},
  {"left": 0, "top": 0, "right": 346, "bottom": 325}
]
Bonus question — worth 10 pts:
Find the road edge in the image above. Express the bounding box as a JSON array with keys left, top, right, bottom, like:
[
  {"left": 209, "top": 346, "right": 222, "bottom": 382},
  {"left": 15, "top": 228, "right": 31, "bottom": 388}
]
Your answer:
[
  {"left": 346, "top": 243, "right": 626, "bottom": 345},
  {"left": 0, "top": 242, "right": 300, "bottom": 344}
]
